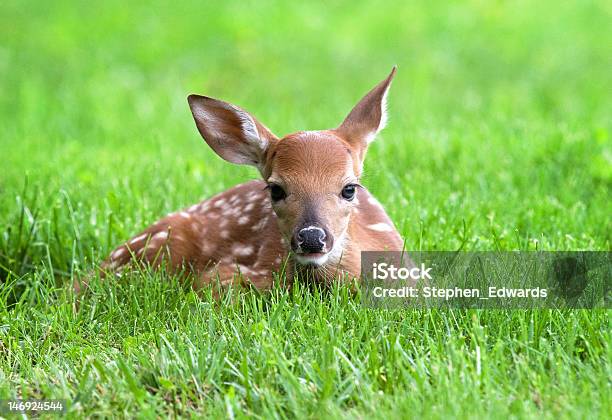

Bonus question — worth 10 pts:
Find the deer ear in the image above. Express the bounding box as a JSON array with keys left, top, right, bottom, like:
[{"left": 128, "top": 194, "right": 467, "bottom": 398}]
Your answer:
[
  {"left": 334, "top": 66, "right": 396, "bottom": 153},
  {"left": 187, "top": 95, "right": 278, "bottom": 171}
]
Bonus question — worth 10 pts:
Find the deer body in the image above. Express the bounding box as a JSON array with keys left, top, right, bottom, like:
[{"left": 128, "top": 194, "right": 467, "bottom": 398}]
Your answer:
[{"left": 94, "top": 68, "right": 404, "bottom": 290}]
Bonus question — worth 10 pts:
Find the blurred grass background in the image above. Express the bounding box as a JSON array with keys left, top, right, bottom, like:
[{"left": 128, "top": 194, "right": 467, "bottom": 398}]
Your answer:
[{"left": 0, "top": 0, "right": 610, "bottom": 417}]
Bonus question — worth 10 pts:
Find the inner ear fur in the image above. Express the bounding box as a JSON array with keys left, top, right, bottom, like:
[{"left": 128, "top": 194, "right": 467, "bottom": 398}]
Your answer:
[{"left": 187, "top": 94, "right": 278, "bottom": 172}]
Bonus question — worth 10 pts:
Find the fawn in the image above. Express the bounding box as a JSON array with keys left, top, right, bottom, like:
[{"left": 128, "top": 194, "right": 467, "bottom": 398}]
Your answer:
[{"left": 91, "top": 67, "right": 404, "bottom": 290}]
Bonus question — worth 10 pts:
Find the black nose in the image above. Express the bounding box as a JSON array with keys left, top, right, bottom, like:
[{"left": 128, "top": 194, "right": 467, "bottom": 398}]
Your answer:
[{"left": 297, "top": 227, "right": 326, "bottom": 253}]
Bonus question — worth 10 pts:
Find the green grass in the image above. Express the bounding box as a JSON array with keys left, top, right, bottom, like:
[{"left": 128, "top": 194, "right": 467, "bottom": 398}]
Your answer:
[{"left": 0, "top": 0, "right": 610, "bottom": 417}]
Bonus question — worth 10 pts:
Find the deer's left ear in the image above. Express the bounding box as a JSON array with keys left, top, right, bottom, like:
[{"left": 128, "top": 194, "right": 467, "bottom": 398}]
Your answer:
[{"left": 334, "top": 66, "right": 396, "bottom": 162}]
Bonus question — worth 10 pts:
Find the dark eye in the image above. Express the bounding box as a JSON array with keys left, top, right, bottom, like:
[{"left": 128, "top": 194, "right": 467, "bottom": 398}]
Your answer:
[
  {"left": 269, "top": 184, "right": 287, "bottom": 201},
  {"left": 341, "top": 184, "right": 356, "bottom": 201}
]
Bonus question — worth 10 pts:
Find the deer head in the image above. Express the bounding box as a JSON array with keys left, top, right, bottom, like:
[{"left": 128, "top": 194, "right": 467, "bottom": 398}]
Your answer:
[{"left": 187, "top": 67, "right": 396, "bottom": 267}]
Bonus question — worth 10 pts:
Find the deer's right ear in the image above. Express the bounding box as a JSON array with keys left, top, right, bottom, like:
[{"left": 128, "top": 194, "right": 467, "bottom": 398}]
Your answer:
[{"left": 187, "top": 95, "right": 278, "bottom": 171}]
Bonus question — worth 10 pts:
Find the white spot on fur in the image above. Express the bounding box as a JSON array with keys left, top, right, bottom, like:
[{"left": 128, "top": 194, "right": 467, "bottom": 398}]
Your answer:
[
  {"left": 188, "top": 204, "right": 199, "bottom": 212},
  {"left": 154, "top": 231, "right": 169, "bottom": 240},
  {"left": 179, "top": 211, "right": 190, "bottom": 219},
  {"left": 199, "top": 202, "right": 210, "bottom": 213},
  {"left": 238, "top": 265, "right": 256, "bottom": 275},
  {"left": 129, "top": 233, "right": 148, "bottom": 245},
  {"left": 200, "top": 241, "right": 211, "bottom": 254},
  {"left": 146, "top": 241, "right": 159, "bottom": 250},
  {"left": 220, "top": 256, "right": 232, "bottom": 265},
  {"left": 232, "top": 244, "right": 254, "bottom": 257},
  {"left": 238, "top": 215, "right": 250, "bottom": 225},
  {"left": 111, "top": 247, "right": 125, "bottom": 259},
  {"left": 261, "top": 200, "right": 273, "bottom": 213},
  {"left": 244, "top": 202, "right": 255, "bottom": 212},
  {"left": 368, "top": 222, "right": 393, "bottom": 232},
  {"left": 220, "top": 230, "right": 230, "bottom": 239},
  {"left": 213, "top": 199, "right": 227, "bottom": 208},
  {"left": 251, "top": 218, "right": 267, "bottom": 232}
]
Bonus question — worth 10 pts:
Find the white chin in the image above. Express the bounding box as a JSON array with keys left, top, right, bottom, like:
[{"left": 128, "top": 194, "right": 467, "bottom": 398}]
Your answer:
[{"left": 295, "top": 253, "right": 329, "bottom": 267}]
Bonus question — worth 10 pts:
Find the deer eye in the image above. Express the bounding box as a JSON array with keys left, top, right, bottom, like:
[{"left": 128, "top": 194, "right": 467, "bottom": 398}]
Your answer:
[
  {"left": 269, "top": 184, "right": 287, "bottom": 202},
  {"left": 341, "top": 184, "right": 356, "bottom": 201}
]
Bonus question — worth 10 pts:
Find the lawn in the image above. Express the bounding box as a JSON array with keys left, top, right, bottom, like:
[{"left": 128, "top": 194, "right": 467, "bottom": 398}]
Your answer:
[{"left": 0, "top": 0, "right": 610, "bottom": 418}]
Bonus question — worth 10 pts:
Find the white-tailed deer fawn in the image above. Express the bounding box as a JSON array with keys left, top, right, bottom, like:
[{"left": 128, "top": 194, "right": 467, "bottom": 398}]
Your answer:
[{"left": 90, "top": 67, "right": 403, "bottom": 290}]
